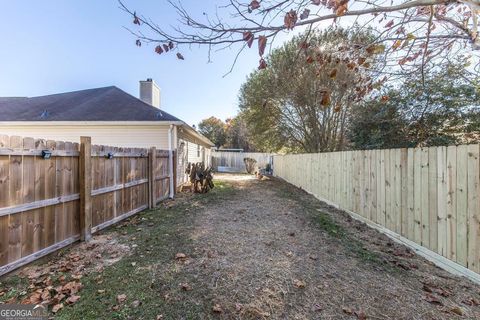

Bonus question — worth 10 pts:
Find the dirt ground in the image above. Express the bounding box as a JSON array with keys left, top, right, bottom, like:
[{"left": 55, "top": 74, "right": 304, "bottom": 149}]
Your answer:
[
  {"left": 177, "top": 174, "right": 480, "bottom": 319},
  {"left": 1, "top": 174, "right": 480, "bottom": 319}
]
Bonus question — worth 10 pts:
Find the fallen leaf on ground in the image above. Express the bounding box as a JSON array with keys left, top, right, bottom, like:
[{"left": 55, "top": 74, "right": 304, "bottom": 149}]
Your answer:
[
  {"left": 131, "top": 300, "right": 141, "bottom": 308},
  {"left": 180, "top": 283, "right": 192, "bottom": 291},
  {"left": 355, "top": 309, "right": 367, "bottom": 319},
  {"left": 212, "top": 304, "right": 222, "bottom": 313},
  {"left": 52, "top": 303, "right": 64, "bottom": 313},
  {"left": 62, "top": 281, "right": 83, "bottom": 295},
  {"left": 66, "top": 295, "right": 80, "bottom": 304},
  {"left": 293, "top": 279, "right": 306, "bottom": 288},
  {"left": 463, "top": 297, "right": 480, "bottom": 306},
  {"left": 97, "top": 289, "right": 105, "bottom": 294},
  {"left": 342, "top": 307, "right": 353, "bottom": 315},
  {"left": 117, "top": 294, "right": 127, "bottom": 304},
  {"left": 424, "top": 293, "right": 443, "bottom": 305},
  {"left": 27, "top": 292, "right": 42, "bottom": 304},
  {"left": 449, "top": 306, "right": 464, "bottom": 316},
  {"left": 175, "top": 253, "right": 187, "bottom": 260},
  {"left": 312, "top": 304, "right": 323, "bottom": 311}
]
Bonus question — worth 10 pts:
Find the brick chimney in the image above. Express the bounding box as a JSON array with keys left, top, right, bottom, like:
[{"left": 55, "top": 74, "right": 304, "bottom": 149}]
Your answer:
[{"left": 139, "top": 78, "right": 161, "bottom": 108}]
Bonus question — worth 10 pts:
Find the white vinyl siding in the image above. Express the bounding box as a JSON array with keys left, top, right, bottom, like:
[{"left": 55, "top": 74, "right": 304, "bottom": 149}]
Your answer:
[
  {"left": 0, "top": 124, "right": 171, "bottom": 149},
  {"left": 176, "top": 129, "right": 213, "bottom": 186}
]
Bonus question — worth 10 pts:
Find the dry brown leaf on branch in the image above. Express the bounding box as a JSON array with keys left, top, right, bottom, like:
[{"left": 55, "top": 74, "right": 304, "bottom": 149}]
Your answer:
[
  {"left": 250, "top": 0, "right": 260, "bottom": 10},
  {"left": 258, "top": 36, "right": 267, "bottom": 56},
  {"left": 392, "top": 40, "right": 402, "bottom": 50},
  {"left": 135, "top": 40, "right": 141, "bottom": 47},
  {"left": 335, "top": 1, "right": 349, "bottom": 16},
  {"left": 133, "top": 12, "right": 140, "bottom": 25},
  {"left": 366, "top": 44, "right": 385, "bottom": 55},
  {"left": 243, "top": 32, "right": 254, "bottom": 48},
  {"left": 300, "top": 9, "right": 310, "bottom": 20},
  {"left": 385, "top": 20, "right": 395, "bottom": 28},
  {"left": 176, "top": 53, "right": 185, "bottom": 60},
  {"left": 320, "top": 90, "right": 331, "bottom": 107},
  {"left": 284, "top": 10, "right": 298, "bottom": 30},
  {"left": 155, "top": 45, "right": 164, "bottom": 54},
  {"left": 329, "top": 68, "right": 338, "bottom": 79},
  {"left": 258, "top": 58, "right": 267, "bottom": 70}
]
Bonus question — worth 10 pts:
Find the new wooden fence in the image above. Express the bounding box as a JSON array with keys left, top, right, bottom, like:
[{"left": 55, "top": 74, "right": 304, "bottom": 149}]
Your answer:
[
  {"left": 0, "top": 135, "right": 174, "bottom": 276},
  {"left": 273, "top": 145, "right": 480, "bottom": 278},
  {"left": 212, "top": 151, "right": 273, "bottom": 173}
]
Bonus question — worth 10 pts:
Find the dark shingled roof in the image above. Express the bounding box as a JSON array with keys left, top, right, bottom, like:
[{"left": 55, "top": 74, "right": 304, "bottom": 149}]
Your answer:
[{"left": 0, "top": 86, "right": 181, "bottom": 122}]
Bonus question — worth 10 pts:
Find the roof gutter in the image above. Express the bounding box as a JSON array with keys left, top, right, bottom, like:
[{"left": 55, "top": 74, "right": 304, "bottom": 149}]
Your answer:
[
  {"left": 178, "top": 123, "right": 215, "bottom": 147},
  {"left": 0, "top": 121, "right": 184, "bottom": 126}
]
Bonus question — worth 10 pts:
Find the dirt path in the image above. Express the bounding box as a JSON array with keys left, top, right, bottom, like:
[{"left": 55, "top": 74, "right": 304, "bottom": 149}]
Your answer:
[
  {"left": 176, "top": 174, "right": 480, "bottom": 319},
  {"left": 2, "top": 174, "right": 480, "bottom": 319}
]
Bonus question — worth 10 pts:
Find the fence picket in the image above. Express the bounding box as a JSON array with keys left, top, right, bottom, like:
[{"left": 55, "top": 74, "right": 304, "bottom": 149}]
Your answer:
[
  {"left": 0, "top": 134, "right": 174, "bottom": 276},
  {"left": 273, "top": 144, "right": 480, "bottom": 278}
]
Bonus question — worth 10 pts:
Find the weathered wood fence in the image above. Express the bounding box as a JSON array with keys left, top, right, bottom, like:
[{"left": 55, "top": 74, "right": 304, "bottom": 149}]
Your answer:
[
  {"left": 273, "top": 145, "right": 480, "bottom": 279},
  {"left": 212, "top": 151, "right": 273, "bottom": 173},
  {"left": 0, "top": 135, "right": 174, "bottom": 276}
]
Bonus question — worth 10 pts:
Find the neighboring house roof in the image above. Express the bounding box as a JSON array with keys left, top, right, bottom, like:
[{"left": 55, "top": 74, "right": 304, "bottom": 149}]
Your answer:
[{"left": 0, "top": 86, "right": 181, "bottom": 122}]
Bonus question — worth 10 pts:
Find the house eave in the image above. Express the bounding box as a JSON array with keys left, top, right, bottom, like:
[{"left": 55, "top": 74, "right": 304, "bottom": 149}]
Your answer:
[{"left": 0, "top": 121, "right": 184, "bottom": 126}]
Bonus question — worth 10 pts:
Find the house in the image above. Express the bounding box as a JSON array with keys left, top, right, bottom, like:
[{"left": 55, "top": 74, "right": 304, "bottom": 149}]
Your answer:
[{"left": 0, "top": 79, "right": 214, "bottom": 188}]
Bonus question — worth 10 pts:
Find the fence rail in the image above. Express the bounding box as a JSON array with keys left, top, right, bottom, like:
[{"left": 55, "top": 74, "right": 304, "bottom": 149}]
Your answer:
[
  {"left": 212, "top": 151, "right": 273, "bottom": 173},
  {"left": 0, "top": 135, "right": 174, "bottom": 276},
  {"left": 273, "top": 145, "right": 480, "bottom": 278}
]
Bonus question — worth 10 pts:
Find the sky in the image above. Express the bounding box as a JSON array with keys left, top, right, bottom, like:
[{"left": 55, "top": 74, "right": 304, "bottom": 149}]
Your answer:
[{"left": 0, "top": 0, "right": 264, "bottom": 126}]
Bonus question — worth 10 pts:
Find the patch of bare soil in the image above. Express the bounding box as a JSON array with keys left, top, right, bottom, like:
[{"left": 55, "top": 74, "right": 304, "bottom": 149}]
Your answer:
[{"left": 179, "top": 174, "right": 480, "bottom": 319}]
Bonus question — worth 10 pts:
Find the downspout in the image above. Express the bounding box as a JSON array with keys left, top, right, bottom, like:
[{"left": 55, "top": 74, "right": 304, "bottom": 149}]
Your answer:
[{"left": 168, "top": 124, "right": 175, "bottom": 198}]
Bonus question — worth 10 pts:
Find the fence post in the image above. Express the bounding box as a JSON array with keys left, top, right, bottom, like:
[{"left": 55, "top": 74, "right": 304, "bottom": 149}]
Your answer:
[
  {"left": 148, "top": 147, "right": 156, "bottom": 208},
  {"left": 79, "top": 136, "right": 92, "bottom": 241}
]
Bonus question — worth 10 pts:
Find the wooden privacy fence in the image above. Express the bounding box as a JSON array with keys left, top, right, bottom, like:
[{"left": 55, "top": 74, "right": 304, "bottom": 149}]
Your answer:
[
  {"left": 0, "top": 135, "right": 174, "bottom": 276},
  {"left": 274, "top": 145, "right": 480, "bottom": 278},
  {"left": 212, "top": 151, "right": 274, "bottom": 173}
]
